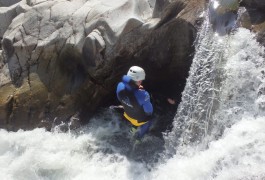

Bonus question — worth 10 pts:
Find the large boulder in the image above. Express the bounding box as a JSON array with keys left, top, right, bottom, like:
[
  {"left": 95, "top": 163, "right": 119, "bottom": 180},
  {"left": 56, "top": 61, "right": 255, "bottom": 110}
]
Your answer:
[
  {"left": 241, "top": 0, "right": 265, "bottom": 10},
  {"left": 0, "top": 0, "right": 30, "bottom": 40},
  {"left": 0, "top": 0, "right": 21, "bottom": 7},
  {"left": 0, "top": 0, "right": 205, "bottom": 131},
  {"left": 237, "top": 0, "right": 265, "bottom": 45}
]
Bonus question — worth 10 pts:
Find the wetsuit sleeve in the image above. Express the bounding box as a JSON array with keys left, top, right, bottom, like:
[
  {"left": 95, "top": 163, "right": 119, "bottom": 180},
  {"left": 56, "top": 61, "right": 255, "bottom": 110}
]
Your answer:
[
  {"left": 136, "top": 90, "right": 153, "bottom": 115},
  {"left": 116, "top": 82, "right": 124, "bottom": 102}
]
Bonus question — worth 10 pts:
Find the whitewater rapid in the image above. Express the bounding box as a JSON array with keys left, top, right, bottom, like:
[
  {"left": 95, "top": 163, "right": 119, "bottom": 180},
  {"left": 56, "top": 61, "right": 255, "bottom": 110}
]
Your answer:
[
  {"left": 0, "top": 112, "right": 151, "bottom": 180},
  {"left": 1, "top": 114, "right": 265, "bottom": 179},
  {"left": 1, "top": 28, "right": 265, "bottom": 180}
]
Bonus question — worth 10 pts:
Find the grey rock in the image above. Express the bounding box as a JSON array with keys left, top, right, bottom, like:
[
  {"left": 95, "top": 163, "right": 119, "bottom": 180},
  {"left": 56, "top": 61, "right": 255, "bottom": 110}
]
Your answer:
[
  {"left": 0, "top": 0, "right": 205, "bottom": 131},
  {"left": 0, "top": 4, "right": 18, "bottom": 38},
  {"left": 241, "top": 0, "right": 265, "bottom": 10},
  {"left": 0, "top": 50, "right": 11, "bottom": 87},
  {"left": 0, "top": 0, "right": 21, "bottom": 7}
]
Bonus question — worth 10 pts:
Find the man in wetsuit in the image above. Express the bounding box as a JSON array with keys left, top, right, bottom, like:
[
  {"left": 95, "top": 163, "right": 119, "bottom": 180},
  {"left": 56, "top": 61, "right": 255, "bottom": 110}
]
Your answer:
[{"left": 116, "top": 66, "right": 153, "bottom": 141}]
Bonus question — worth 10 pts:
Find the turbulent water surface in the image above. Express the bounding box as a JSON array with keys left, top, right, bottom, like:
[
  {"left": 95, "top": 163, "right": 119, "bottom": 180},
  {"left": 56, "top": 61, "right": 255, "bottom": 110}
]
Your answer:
[{"left": 1, "top": 13, "right": 265, "bottom": 180}]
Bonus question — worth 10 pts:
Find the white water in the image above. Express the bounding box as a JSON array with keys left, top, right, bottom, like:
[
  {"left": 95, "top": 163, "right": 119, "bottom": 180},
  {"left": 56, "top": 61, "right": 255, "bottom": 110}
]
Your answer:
[
  {"left": 0, "top": 112, "right": 151, "bottom": 180},
  {"left": 1, "top": 21, "right": 265, "bottom": 180}
]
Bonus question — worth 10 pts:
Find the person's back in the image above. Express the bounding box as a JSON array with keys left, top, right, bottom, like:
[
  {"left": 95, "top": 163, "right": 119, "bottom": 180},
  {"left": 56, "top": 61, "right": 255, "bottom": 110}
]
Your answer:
[{"left": 116, "top": 66, "right": 153, "bottom": 140}]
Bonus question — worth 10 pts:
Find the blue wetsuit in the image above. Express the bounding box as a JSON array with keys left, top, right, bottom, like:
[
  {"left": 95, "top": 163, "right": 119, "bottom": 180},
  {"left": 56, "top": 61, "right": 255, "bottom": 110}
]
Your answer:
[{"left": 116, "top": 75, "right": 153, "bottom": 139}]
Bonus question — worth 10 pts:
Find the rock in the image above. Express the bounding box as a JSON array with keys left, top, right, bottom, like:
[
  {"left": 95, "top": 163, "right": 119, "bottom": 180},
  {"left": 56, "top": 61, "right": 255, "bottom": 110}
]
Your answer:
[
  {"left": 0, "top": 50, "right": 12, "bottom": 86},
  {"left": 0, "top": 4, "right": 18, "bottom": 38},
  {"left": 83, "top": 29, "right": 105, "bottom": 68},
  {"left": 237, "top": 7, "right": 252, "bottom": 30},
  {"left": 240, "top": 0, "right": 265, "bottom": 39},
  {"left": 0, "top": 84, "right": 15, "bottom": 129},
  {"left": 241, "top": 0, "right": 265, "bottom": 10},
  {"left": 0, "top": 1, "right": 30, "bottom": 39},
  {"left": 257, "top": 30, "right": 265, "bottom": 46},
  {"left": 219, "top": 0, "right": 240, "bottom": 12},
  {"left": 0, "top": 0, "right": 21, "bottom": 7},
  {"left": 0, "top": 0, "right": 205, "bottom": 130}
]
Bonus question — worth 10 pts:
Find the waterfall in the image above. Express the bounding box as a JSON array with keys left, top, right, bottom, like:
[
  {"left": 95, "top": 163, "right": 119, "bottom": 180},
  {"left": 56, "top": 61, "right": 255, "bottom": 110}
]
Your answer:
[
  {"left": 165, "top": 10, "right": 265, "bottom": 157},
  {"left": 165, "top": 15, "right": 228, "bottom": 154}
]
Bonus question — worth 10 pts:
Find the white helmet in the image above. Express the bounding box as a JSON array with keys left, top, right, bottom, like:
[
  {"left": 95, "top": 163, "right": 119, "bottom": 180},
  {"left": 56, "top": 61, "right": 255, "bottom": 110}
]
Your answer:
[{"left": 127, "top": 66, "right": 145, "bottom": 81}]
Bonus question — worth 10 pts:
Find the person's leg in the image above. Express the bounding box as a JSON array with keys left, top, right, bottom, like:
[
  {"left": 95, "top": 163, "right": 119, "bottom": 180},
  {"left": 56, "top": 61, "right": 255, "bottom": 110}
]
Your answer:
[
  {"left": 129, "top": 125, "right": 138, "bottom": 134},
  {"left": 136, "top": 120, "right": 153, "bottom": 139}
]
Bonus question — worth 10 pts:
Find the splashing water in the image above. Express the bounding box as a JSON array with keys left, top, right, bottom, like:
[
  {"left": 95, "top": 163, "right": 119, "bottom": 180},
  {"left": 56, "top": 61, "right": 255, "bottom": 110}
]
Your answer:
[
  {"left": 166, "top": 18, "right": 265, "bottom": 151},
  {"left": 165, "top": 18, "right": 228, "bottom": 152},
  {"left": 0, "top": 111, "right": 152, "bottom": 180},
  {"left": 161, "top": 17, "right": 265, "bottom": 180}
]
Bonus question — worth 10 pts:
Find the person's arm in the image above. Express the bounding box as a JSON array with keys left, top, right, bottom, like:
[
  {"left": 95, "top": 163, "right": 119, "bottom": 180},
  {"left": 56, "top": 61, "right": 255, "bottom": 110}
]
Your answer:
[
  {"left": 109, "top": 105, "right": 124, "bottom": 109},
  {"left": 116, "top": 82, "right": 124, "bottom": 102},
  {"left": 137, "top": 90, "right": 153, "bottom": 116}
]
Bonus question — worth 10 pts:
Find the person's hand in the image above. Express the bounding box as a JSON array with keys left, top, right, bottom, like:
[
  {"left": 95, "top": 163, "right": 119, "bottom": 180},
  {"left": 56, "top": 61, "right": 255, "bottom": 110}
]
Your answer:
[
  {"left": 109, "top": 105, "right": 124, "bottom": 109},
  {"left": 167, "top": 98, "right": 176, "bottom": 105},
  {"left": 109, "top": 105, "right": 116, "bottom": 110},
  {"left": 139, "top": 85, "right": 144, "bottom": 89},
  {"left": 117, "top": 105, "right": 124, "bottom": 108}
]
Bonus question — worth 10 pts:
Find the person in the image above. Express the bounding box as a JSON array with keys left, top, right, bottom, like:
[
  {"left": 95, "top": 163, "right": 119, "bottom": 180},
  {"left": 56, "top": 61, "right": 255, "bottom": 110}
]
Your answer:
[{"left": 116, "top": 66, "right": 153, "bottom": 141}]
